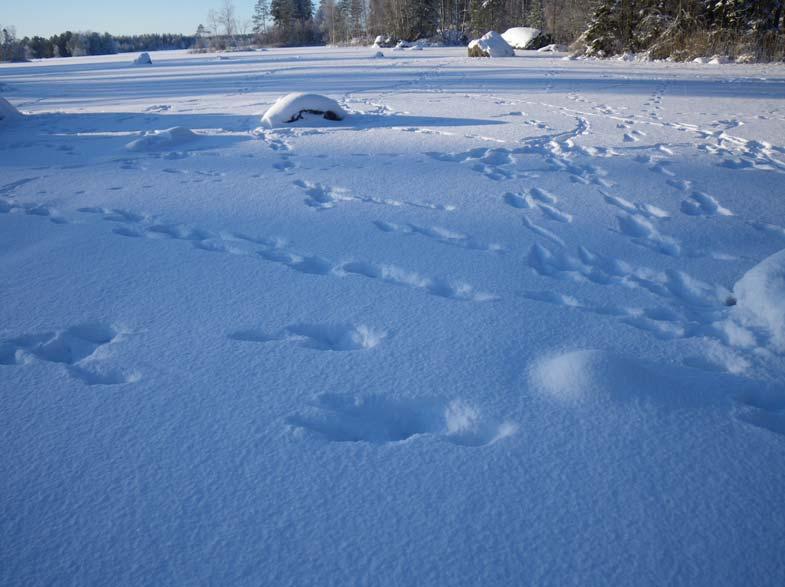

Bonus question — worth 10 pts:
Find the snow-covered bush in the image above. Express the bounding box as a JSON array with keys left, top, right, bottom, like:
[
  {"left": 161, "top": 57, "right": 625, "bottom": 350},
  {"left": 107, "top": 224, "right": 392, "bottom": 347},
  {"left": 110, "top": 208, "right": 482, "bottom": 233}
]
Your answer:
[
  {"left": 133, "top": 52, "right": 152, "bottom": 65},
  {"left": 468, "top": 32, "right": 514, "bottom": 58},
  {"left": 261, "top": 93, "right": 347, "bottom": 128}
]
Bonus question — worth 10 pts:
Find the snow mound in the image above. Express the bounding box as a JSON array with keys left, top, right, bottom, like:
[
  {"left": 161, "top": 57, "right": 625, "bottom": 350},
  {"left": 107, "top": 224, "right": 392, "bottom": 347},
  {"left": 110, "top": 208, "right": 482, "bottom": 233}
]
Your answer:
[
  {"left": 372, "top": 51, "right": 384, "bottom": 59},
  {"left": 133, "top": 52, "right": 152, "bottom": 65},
  {"left": 529, "top": 350, "right": 710, "bottom": 408},
  {"left": 709, "top": 55, "right": 730, "bottom": 65},
  {"left": 0, "top": 97, "right": 21, "bottom": 124},
  {"left": 261, "top": 93, "right": 346, "bottom": 128},
  {"left": 125, "top": 127, "right": 198, "bottom": 151},
  {"left": 501, "top": 27, "right": 541, "bottom": 50},
  {"left": 733, "top": 248, "right": 785, "bottom": 351},
  {"left": 468, "top": 31, "right": 515, "bottom": 58}
]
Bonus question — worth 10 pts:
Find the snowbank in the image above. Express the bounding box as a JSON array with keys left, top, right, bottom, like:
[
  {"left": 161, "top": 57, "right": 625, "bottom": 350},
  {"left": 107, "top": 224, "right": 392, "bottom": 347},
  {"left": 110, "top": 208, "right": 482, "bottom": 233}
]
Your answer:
[
  {"left": 733, "top": 248, "right": 785, "bottom": 350},
  {"left": 0, "top": 97, "right": 21, "bottom": 124},
  {"left": 125, "top": 127, "right": 198, "bottom": 151},
  {"left": 133, "top": 52, "right": 152, "bottom": 65},
  {"left": 261, "top": 93, "right": 347, "bottom": 128},
  {"left": 501, "top": 27, "right": 541, "bottom": 50},
  {"left": 468, "top": 32, "right": 515, "bottom": 58}
]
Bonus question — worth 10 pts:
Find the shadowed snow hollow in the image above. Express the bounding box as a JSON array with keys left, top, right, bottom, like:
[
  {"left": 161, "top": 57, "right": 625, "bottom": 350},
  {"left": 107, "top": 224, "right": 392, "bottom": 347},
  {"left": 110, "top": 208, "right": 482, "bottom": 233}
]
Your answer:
[
  {"left": 261, "top": 93, "right": 346, "bottom": 128},
  {"left": 733, "top": 248, "right": 785, "bottom": 351}
]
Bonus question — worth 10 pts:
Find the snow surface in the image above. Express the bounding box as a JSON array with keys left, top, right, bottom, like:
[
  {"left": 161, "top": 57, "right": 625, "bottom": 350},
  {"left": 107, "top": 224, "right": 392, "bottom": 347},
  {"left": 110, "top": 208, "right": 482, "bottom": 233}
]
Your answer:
[
  {"left": 2, "top": 46, "right": 785, "bottom": 585},
  {"left": 261, "top": 92, "right": 347, "bottom": 128},
  {"left": 468, "top": 31, "right": 515, "bottom": 57},
  {"left": 502, "top": 27, "right": 542, "bottom": 49}
]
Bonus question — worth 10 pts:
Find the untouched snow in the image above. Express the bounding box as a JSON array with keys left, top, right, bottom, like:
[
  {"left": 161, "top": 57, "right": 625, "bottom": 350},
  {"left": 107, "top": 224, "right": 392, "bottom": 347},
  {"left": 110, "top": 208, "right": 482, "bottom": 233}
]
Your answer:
[
  {"left": 502, "top": 27, "right": 542, "bottom": 49},
  {"left": 261, "top": 92, "right": 347, "bottom": 127},
  {"left": 1, "top": 47, "right": 785, "bottom": 585},
  {"left": 468, "top": 31, "right": 515, "bottom": 57}
]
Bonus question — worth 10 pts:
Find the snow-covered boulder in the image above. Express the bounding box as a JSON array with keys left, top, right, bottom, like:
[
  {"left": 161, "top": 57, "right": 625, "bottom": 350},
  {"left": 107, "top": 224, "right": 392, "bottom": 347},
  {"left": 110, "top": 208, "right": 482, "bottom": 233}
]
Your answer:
[
  {"left": 372, "top": 51, "right": 384, "bottom": 59},
  {"left": 134, "top": 52, "right": 152, "bottom": 65},
  {"left": 392, "top": 41, "right": 411, "bottom": 51},
  {"left": 261, "top": 93, "right": 346, "bottom": 128},
  {"left": 125, "top": 127, "right": 198, "bottom": 151},
  {"left": 537, "top": 43, "right": 567, "bottom": 53},
  {"left": 468, "top": 32, "right": 515, "bottom": 58},
  {"left": 372, "top": 35, "right": 394, "bottom": 48},
  {"left": 692, "top": 57, "right": 708, "bottom": 64},
  {"left": 709, "top": 55, "right": 730, "bottom": 65},
  {"left": 0, "top": 97, "right": 21, "bottom": 124},
  {"left": 733, "top": 248, "right": 785, "bottom": 351},
  {"left": 501, "top": 27, "right": 549, "bottom": 50}
]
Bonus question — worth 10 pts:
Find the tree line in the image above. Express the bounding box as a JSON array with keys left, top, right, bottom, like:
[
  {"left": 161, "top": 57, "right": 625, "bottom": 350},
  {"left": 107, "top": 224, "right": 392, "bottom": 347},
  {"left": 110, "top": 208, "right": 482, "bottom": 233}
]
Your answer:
[{"left": 0, "top": 26, "right": 195, "bottom": 61}]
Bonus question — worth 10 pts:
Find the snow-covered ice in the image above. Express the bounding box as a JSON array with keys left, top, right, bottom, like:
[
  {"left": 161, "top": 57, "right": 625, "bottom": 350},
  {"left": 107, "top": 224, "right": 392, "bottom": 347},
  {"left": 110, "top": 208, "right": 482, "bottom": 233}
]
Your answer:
[{"left": 1, "top": 46, "right": 785, "bottom": 585}]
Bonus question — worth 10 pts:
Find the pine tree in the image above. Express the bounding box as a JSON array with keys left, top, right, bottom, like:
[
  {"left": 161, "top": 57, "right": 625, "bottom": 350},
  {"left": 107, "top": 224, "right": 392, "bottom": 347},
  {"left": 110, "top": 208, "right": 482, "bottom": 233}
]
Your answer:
[{"left": 253, "top": 0, "right": 271, "bottom": 34}]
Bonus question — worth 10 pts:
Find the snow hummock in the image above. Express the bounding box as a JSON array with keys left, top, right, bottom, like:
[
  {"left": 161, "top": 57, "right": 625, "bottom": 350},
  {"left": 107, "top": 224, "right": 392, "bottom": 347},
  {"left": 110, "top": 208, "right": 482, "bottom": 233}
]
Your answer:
[
  {"left": 133, "top": 52, "right": 152, "bottom": 65},
  {"left": 261, "top": 93, "right": 346, "bottom": 128},
  {"left": 501, "top": 27, "right": 541, "bottom": 50},
  {"left": 372, "top": 51, "right": 384, "bottom": 59},
  {"left": 733, "top": 248, "right": 785, "bottom": 350},
  {"left": 125, "top": 127, "right": 198, "bottom": 151},
  {"left": 0, "top": 97, "right": 21, "bottom": 124},
  {"left": 468, "top": 31, "right": 515, "bottom": 58},
  {"left": 537, "top": 43, "right": 567, "bottom": 53}
]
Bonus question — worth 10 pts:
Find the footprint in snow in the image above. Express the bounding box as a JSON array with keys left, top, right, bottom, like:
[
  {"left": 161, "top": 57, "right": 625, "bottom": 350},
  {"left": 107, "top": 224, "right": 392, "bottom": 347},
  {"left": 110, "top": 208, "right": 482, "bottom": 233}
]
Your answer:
[{"left": 287, "top": 393, "right": 515, "bottom": 446}]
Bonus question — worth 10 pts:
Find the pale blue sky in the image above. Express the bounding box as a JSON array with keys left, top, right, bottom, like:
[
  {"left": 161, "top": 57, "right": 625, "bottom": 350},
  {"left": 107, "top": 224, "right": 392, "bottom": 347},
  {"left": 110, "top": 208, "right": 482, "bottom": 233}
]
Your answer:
[{"left": 2, "top": 0, "right": 255, "bottom": 37}]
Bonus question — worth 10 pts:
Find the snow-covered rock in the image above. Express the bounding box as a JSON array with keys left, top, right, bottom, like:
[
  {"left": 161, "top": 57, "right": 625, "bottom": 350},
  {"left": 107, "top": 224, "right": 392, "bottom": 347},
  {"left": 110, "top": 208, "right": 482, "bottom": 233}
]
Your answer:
[
  {"left": 261, "top": 93, "right": 347, "bottom": 128},
  {"left": 0, "top": 97, "right": 21, "bottom": 124},
  {"left": 468, "top": 32, "right": 515, "bottom": 58},
  {"left": 372, "top": 51, "right": 384, "bottom": 59},
  {"left": 537, "top": 43, "right": 567, "bottom": 53},
  {"left": 693, "top": 57, "right": 708, "bottom": 64},
  {"left": 125, "top": 127, "right": 198, "bottom": 151},
  {"left": 133, "top": 52, "right": 152, "bottom": 65},
  {"left": 733, "top": 248, "right": 785, "bottom": 351},
  {"left": 501, "top": 27, "right": 544, "bottom": 50},
  {"left": 709, "top": 55, "right": 730, "bottom": 65}
]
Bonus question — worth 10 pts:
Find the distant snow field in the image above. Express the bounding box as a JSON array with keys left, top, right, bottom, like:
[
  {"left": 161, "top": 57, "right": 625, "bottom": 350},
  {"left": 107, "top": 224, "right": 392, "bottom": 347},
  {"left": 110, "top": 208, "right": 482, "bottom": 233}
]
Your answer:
[{"left": 1, "top": 46, "right": 785, "bottom": 585}]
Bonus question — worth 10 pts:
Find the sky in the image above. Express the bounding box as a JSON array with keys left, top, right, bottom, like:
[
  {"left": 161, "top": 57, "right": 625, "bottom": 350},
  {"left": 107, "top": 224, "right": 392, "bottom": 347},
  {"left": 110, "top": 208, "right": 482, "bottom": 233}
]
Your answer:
[{"left": 2, "top": 0, "right": 255, "bottom": 38}]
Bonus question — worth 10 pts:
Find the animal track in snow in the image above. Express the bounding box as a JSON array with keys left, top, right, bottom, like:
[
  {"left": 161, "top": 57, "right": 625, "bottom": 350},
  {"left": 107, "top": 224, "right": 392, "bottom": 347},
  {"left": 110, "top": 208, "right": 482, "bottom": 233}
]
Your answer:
[
  {"left": 373, "top": 220, "right": 504, "bottom": 253},
  {"left": 293, "top": 179, "right": 454, "bottom": 212},
  {"left": 734, "top": 390, "right": 785, "bottom": 437},
  {"left": 287, "top": 393, "right": 515, "bottom": 446},
  {"left": 0, "top": 323, "right": 138, "bottom": 385},
  {"left": 0, "top": 197, "right": 67, "bottom": 224},
  {"left": 680, "top": 192, "right": 733, "bottom": 217},
  {"left": 601, "top": 192, "right": 670, "bottom": 219},
  {"left": 615, "top": 213, "right": 681, "bottom": 256},
  {"left": 230, "top": 323, "right": 387, "bottom": 351}
]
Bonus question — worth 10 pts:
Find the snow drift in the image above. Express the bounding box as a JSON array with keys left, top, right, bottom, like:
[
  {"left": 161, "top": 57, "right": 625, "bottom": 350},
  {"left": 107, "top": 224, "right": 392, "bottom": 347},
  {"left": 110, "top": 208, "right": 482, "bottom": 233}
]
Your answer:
[
  {"left": 125, "top": 127, "right": 198, "bottom": 151},
  {"left": 468, "top": 32, "right": 515, "bottom": 58},
  {"left": 733, "top": 248, "right": 785, "bottom": 351},
  {"left": 133, "top": 52, "right": 152, "bottom": 65},
  {"left": 0, "top": 97, "right": 21, "bottom": 124},
  {"left": 502, "top": 27, "right": 544, "bottom": 50},
  {"left": 261, "top": 93, "right": 347, "bottom": 128}
]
